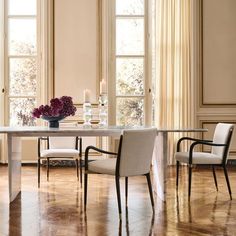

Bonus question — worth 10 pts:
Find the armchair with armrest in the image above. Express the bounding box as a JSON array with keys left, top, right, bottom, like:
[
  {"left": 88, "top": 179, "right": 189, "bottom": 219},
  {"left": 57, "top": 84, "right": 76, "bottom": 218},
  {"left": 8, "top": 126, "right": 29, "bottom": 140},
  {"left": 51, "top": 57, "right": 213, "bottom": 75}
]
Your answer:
[
  {"left": 83, "top": 128, "right": 157, "bottom": 220},
  {"left": 175, "top": 123, "right": 234, "bottom": 199}
]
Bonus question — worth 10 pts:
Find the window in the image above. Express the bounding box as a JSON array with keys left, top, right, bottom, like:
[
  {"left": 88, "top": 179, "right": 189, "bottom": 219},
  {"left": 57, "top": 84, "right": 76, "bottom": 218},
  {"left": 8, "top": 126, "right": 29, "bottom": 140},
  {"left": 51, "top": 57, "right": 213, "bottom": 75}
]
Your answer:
[
  {"left": 6, "top": 0, "right": 38, "bottom": 126},
  {"left": 112, "top": 0, "right": 150, "bottom": 126}
]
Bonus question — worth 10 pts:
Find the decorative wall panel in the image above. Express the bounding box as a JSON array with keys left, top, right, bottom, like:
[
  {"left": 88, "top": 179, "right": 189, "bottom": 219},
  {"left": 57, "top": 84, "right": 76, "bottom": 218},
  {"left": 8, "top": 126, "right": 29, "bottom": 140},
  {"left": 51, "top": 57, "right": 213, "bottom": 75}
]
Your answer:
[
  {"left": 201, "top": 0, "right": 236, "bottom": 106},
  {"left": 53, "top": 0, "right": 102, "bottom": 104}
]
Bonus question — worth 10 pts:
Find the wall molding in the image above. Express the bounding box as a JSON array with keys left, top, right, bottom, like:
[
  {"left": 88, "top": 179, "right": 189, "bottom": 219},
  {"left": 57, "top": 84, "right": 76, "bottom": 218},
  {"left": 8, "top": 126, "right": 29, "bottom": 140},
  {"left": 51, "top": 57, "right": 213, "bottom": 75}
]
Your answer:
[
  {"left": 51, "top": 0, "right": 103, "bottom": 105},
  {"left": 199, "top": 0, "right": 236, "bottom": 107}
]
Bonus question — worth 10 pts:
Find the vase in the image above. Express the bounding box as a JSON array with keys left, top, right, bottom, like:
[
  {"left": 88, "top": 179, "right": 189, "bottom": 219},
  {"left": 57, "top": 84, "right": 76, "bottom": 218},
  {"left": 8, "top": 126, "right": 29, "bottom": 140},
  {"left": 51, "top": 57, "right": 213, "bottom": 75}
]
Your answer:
[{"left": 42, "top": 115, "right": 65, "bottom": 128}]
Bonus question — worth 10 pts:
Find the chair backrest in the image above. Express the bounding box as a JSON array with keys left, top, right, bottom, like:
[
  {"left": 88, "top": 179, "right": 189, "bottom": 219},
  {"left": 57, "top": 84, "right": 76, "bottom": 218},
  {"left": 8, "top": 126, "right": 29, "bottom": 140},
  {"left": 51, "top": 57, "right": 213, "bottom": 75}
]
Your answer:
[
  {"left": 117, "top": 128, "right": 157, "bottom": 177},
  {"left": 211, "top": 123, "right": 234, "bottom": 161},
  {"left": 49, "top": 137, "right": 77, "bottom": 149},
  {"left": 49, "top": 122, "right": 77, "bottom": 149}
]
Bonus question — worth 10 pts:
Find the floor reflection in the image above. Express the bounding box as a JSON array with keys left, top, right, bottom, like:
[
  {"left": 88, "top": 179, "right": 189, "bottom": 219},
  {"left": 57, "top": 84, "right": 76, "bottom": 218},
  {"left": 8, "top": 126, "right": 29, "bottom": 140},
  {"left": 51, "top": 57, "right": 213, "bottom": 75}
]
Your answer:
[
  {"left": 176, "top": 193, "right": 192, "bottom": 223},
  {"left": 117, "top": 207, "right": 155, "bottom": 236},
  {"left": 1, "top": 166, "right": 236, "bottom": 236},
  {"left": 9, "top": 193, "right": 22, "bottom": 236}
]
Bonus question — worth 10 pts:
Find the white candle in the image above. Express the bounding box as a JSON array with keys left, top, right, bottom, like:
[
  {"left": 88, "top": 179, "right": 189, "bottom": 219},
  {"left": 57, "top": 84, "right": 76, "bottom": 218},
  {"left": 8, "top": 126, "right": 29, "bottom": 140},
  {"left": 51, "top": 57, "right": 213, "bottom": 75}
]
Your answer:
[
  {"left": 100, "top": 79, "right": 106, "bottom": 94},
  {"left": 84, "top": 89, "right": 91, "bottom": 103}
]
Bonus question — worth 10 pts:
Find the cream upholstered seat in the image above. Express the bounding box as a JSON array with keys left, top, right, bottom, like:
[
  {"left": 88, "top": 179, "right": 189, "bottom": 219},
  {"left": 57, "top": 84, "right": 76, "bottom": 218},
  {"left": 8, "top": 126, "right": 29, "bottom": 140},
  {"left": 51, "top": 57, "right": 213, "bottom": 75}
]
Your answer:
[
  {"left": 84, "top": 128, "right": 157, "bottom": 219},
  {"left": 175, "top": 123, "right": 234, "bottom": 199},
  {"left": 38, "top": 123, "right": 82, "bottom": 187},
  {"left": 88, "top": 159, "right": 116, "bottom": 175},
  {"left": 175, "top": 152, "right": 222, "bottom": 164},
  {"left": 41, "top": 148, "right": 80, "bottom": 158}
]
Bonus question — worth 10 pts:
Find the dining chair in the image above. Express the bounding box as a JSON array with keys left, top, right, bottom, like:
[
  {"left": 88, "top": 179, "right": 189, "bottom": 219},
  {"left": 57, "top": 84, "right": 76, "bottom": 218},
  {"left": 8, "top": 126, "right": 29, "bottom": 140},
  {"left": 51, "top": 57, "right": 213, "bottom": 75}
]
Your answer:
[
  {"left": 175, "top": 123, "right": 234, "bottom": 199},
  {"left": 37, "top": 123, "right": 82, "bottom": 187},
  {"left": 83, "top": 128, "right": 157, "bottom": 220}
]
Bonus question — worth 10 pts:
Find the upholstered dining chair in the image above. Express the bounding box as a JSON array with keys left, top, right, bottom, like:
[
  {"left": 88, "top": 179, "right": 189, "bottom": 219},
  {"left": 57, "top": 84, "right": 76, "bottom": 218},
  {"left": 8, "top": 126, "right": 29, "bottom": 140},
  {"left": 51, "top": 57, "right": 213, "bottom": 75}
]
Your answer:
[
  {"left": 84, "top": 128, "right": 157, "bottom": 219},
  {"left": 37, "top": 123, "right": 82, "bottom": 187},
  {"left": 175, "top": 123, "right": 234, "bottom": 199}
]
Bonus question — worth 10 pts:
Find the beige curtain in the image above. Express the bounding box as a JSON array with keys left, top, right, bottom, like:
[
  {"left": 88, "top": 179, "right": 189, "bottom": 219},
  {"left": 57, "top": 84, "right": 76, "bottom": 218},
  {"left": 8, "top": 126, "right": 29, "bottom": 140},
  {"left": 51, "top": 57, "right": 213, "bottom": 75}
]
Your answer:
[{"left": 154, "top": 0, "right": 193, "bottom": 165}]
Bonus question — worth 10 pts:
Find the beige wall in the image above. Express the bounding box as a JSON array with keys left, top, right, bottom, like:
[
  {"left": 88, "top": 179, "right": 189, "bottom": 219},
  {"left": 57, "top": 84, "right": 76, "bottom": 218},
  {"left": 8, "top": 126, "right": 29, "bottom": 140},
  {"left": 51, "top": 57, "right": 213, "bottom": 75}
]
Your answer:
[
  {"left": 54, "top": 0, "right": 101, "bottom": 104},
  {"left": 202, "top": 0, "right": 236, "bottom": 105},
  {"left": 194, "top": 0, "right": 236, "bottom": 158}
]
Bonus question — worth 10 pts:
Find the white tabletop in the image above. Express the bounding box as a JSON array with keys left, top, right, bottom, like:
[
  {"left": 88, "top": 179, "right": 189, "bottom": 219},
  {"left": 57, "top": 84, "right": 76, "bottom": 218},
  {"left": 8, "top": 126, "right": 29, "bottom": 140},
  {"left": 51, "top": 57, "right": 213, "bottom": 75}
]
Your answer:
[{"left": 0, "top": 126, "right": 207, "bottom": 137}]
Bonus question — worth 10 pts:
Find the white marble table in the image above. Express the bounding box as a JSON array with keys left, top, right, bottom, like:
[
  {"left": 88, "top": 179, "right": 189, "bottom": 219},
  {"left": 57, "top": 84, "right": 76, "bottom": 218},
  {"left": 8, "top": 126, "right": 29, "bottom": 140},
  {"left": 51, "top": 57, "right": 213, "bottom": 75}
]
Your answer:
[{"left": 0, "top": 126, "right": 207, "bottom": 203}]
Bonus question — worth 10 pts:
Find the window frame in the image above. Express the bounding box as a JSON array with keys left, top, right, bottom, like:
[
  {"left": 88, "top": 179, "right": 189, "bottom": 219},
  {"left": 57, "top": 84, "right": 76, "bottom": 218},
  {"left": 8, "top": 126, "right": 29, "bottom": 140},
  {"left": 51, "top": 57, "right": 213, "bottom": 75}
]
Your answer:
[
  {"left": 4, "top": 0, "right": 41, "bottom": 126},
  {"left": 0, "top": 0, "right": 5, "bottom": 126}
]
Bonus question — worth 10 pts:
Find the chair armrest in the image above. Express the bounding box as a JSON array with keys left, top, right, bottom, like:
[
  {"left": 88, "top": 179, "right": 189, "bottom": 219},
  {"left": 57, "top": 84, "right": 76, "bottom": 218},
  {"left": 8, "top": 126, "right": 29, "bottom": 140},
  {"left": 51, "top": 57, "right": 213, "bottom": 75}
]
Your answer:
[
  {"left": 84, "top": 145, "right": 118, "bottom": 170},
  {"left": 188, "top": 141, "right": 227, "bottom": 164},
  {"left": 37, "top": 137, "right": 49, "bottom": 157},
  {"left": 85, "top": 146, "right": 118, "bottom": 156},
  {"left": 177, "top": 137, "right": 212, "bottom": 152}
]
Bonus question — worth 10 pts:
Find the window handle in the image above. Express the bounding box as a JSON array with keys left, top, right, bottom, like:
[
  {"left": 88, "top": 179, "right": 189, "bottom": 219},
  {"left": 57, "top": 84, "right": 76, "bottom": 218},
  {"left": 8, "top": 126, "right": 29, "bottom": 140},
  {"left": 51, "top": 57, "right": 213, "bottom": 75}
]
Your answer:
[{"left": 2, "top": 88, "right": 5, "bottom": 93}]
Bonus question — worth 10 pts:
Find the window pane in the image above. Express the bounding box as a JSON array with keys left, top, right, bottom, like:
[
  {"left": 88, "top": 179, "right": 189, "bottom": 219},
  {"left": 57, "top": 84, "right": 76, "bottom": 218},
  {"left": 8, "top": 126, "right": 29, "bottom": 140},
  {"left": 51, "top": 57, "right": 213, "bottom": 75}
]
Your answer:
[
  {"left": 9, "top": 19, "right": 36, "bottom": 55},
  {"left": 10, "top": 98, "right": 36, "bottom": 126},
  {"left": 9, "top": 0, "right": 36, "bottom": 15},
  {"left": 116, "top": 58, "right": 144, "bottom": 95},
  {"left": 9, "top": 58, "right": 37, "bottom": 96},
  {"left": 116, "top": 19, "right": 144, "bottom": 55},
  {"left": 116, "top": 0, "right": 144, "bottom": 15},
  {"left": 116, "top": 98, "right": 144, "bottom": 126}
]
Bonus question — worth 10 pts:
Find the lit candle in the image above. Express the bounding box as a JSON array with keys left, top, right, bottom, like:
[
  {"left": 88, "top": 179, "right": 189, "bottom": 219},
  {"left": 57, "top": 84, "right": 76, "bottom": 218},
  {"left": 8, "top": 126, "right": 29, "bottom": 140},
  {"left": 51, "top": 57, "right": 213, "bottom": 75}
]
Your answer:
[
  {"left": 100, "top": 79, "right": 106, "bottom": 94},
  {"left": 84, "top": 89, "right": 91, "bottom": 103}
]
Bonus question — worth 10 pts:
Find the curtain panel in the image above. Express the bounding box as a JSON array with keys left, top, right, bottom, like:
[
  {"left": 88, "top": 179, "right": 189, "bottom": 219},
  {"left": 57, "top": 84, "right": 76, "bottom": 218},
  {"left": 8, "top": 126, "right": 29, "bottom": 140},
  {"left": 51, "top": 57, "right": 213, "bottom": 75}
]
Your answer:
[{"left": 154, "top": 0, "right": 193, "bottom": 165}]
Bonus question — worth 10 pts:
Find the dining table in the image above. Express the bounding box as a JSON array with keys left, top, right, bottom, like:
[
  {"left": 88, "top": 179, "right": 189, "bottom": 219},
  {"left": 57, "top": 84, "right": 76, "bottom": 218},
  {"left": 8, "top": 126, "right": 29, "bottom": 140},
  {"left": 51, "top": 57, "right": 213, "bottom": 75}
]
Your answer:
[{"left": 0, "top": 126, "right": 207, "bottom": 203}]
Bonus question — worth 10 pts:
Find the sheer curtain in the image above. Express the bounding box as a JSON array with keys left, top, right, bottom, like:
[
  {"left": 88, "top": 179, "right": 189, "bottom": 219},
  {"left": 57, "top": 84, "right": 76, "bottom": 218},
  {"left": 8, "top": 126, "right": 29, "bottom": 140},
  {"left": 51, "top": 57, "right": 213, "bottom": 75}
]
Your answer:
[{"left": 154, "top": 0, "right": 193, "bottom": 165}]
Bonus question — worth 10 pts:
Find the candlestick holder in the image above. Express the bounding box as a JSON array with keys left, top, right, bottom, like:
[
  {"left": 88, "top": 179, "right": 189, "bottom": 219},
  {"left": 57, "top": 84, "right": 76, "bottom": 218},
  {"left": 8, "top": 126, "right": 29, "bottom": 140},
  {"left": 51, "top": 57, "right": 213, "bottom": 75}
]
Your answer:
[
  {"left": 98, "top": 94, "right": 108, "bottom": 127},
  {"left": 83, "top": 102, "right": 92, "bottom": 127}
]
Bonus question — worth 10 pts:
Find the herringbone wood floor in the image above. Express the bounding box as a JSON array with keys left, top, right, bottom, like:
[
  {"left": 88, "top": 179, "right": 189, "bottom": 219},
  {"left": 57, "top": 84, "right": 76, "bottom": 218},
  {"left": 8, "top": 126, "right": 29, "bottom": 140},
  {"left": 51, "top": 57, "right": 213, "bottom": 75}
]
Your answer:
[{"left": 0, "top": 165, "right": 236, "bottom": 236}]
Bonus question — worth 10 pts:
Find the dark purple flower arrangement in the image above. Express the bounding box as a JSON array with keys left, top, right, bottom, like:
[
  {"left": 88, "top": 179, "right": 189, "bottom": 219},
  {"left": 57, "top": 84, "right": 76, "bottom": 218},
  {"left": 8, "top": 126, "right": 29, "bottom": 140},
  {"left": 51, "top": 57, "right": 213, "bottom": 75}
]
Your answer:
[{"left": 32, "top": 96, "right": 77, "bottom": 119}]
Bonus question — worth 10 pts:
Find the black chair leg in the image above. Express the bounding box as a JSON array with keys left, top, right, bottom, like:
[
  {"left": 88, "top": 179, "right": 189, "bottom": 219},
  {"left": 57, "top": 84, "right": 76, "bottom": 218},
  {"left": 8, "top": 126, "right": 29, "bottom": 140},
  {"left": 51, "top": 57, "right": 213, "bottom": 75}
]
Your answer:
[
  {"left": 125, "top": 177, "right": 128, "bottom": 207},
  {"left": 176, "top": 161, "right": 180, "bottom": 190},
  {"left": 38, "top": 159, "right": 40, "bottom": 188},
  {"left": 84, "top": 173, "right": 88, "bottom": 209},
  {"left": 47, "top": 158, "right": 50, "bottom": 181},
  {"left": 212, "top": 165, "right": 218, "bottom": 191},
  {"left": 115, "top": 176, "right": 122, "bottom": 220},
  {"left": 145, "top": 173, "right": 154, "bottom": 209},
  {"left": 223, "top": 165, "right": 232, "bottom": 200},
  {"left": 75, "top": 159, "right": 79, "bottom": 181},
  {"left": 80, "top": 158, "right": 83, "bottom": 187},
  {"left": 188, "top": 165, "right": 192, "bottom": 199}
]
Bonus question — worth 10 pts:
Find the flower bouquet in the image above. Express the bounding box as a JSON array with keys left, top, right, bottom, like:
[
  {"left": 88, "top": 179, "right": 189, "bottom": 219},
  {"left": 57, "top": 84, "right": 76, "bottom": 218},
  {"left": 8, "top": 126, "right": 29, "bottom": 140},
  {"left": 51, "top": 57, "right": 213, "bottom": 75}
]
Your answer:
[{"left": 32, "top": 96, "right": 77, "bottom": 128}]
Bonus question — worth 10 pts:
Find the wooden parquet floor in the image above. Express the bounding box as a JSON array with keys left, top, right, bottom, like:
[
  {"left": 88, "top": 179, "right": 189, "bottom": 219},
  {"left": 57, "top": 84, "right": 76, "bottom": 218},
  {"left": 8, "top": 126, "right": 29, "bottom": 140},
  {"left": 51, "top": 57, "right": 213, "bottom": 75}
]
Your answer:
[{"left": 0, "top": 165, "right": 236, "bottom": 236}]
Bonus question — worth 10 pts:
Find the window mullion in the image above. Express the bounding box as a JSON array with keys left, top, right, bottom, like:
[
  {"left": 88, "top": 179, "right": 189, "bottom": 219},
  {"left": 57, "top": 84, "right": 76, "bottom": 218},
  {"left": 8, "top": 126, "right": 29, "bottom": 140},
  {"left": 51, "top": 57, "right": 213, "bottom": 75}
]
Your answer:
[
  {"left": 116, "top": 55, "right": 144, "bottom": 58},
  {"left": 116, "top": 15, "right": 144, "bottom": 18},
  {"left": 8, "top": 95, "right": 37, "bottom": 98},
  {"left": 8, "top": 15, "right": 36, "bottom": 19},
  {"left": 8, "top": 55, "right": 37, "bottom": 58}
]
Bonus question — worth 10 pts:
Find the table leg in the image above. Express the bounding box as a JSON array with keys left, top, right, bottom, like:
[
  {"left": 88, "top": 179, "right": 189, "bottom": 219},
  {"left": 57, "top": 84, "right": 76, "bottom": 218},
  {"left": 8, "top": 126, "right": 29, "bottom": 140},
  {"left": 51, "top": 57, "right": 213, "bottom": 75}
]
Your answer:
[
  {"left": 8, "top": 135, "right": 22, "bottom": 202},
  {"left": 152, "top": 132, "right": 168, "bottom": 202}
]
